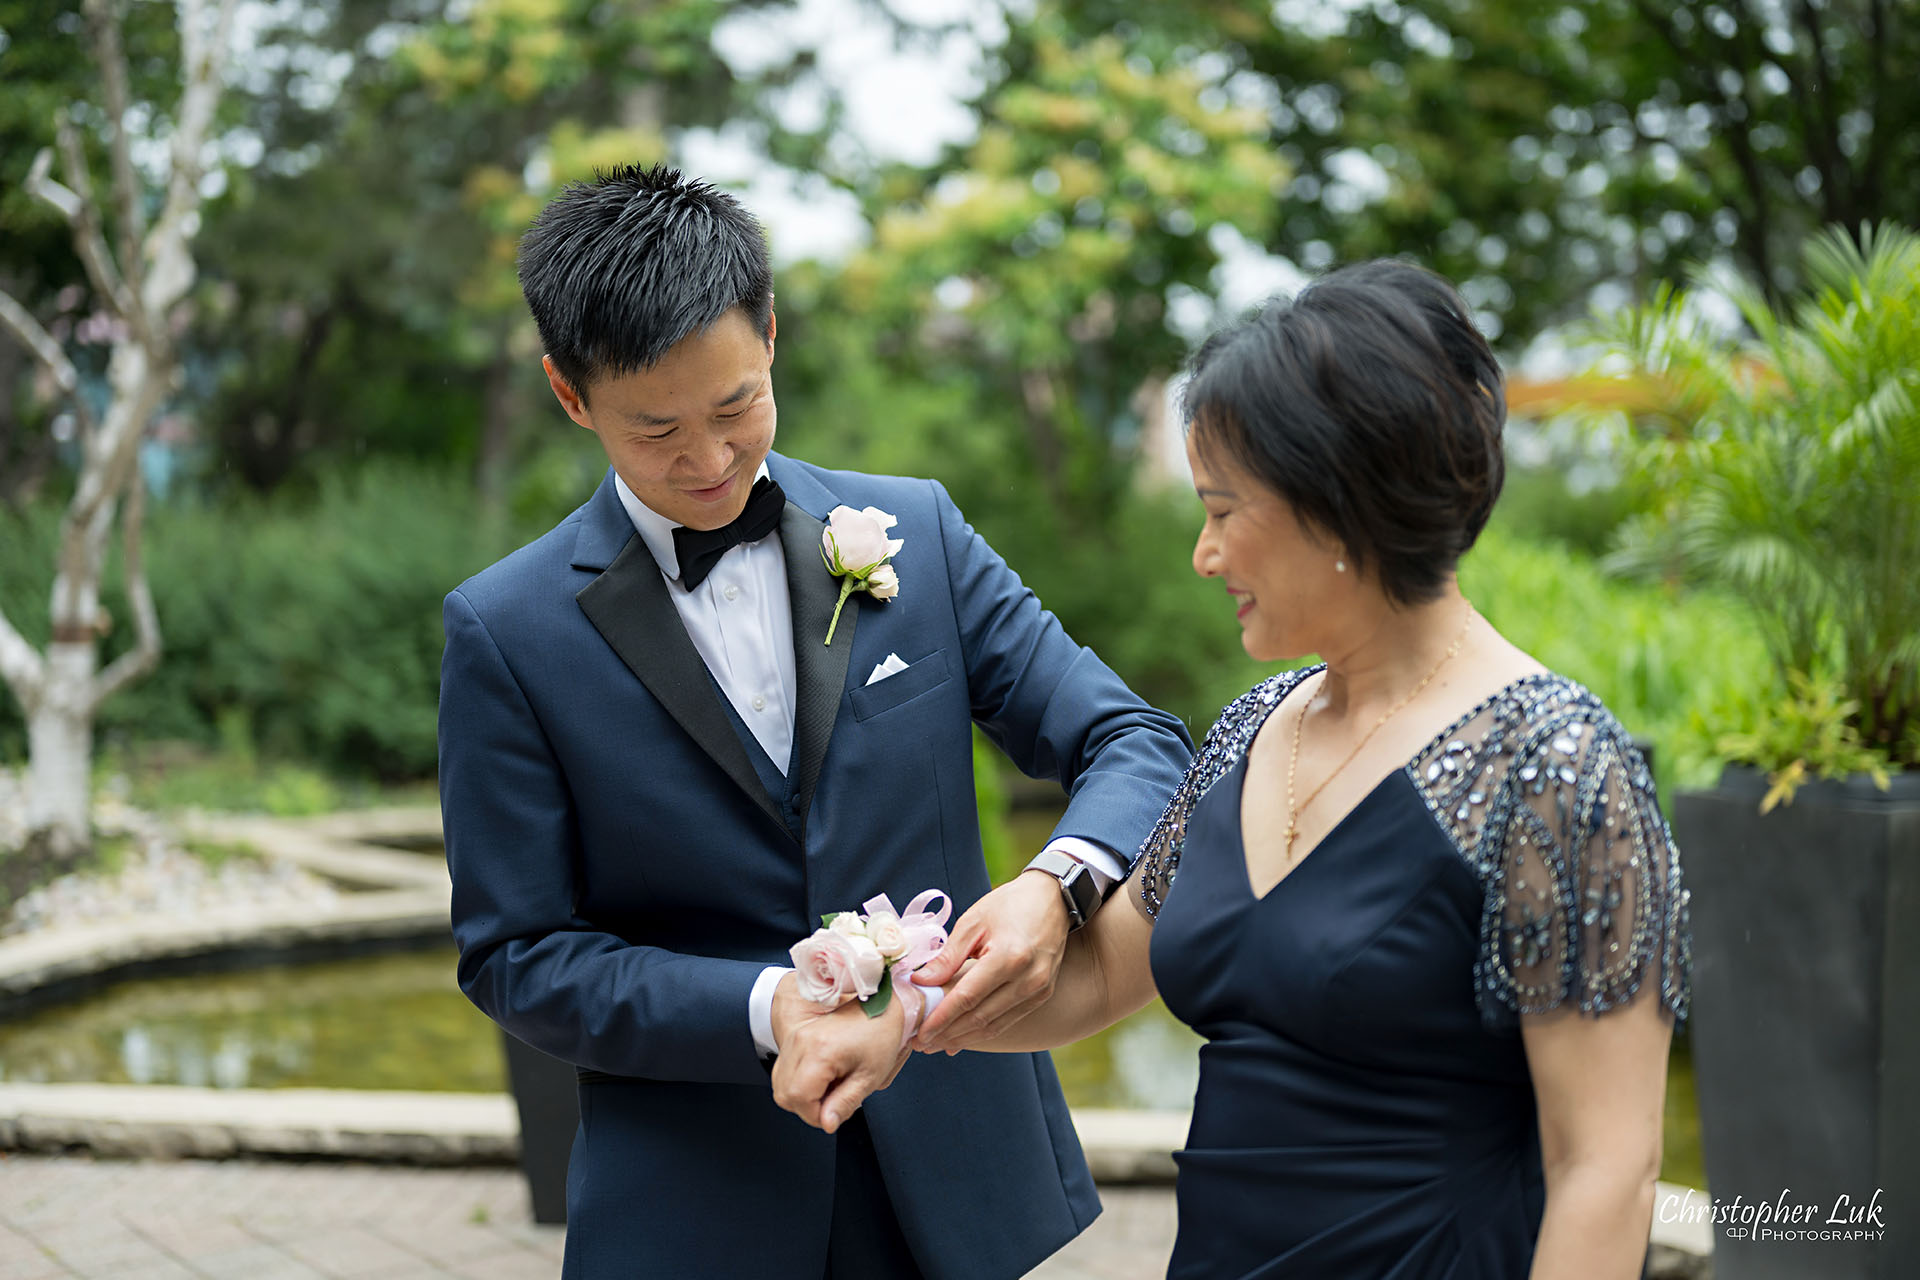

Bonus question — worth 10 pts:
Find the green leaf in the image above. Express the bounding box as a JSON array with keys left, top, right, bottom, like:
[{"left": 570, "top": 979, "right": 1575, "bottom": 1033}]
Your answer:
[{"left": 861, "top": 971, "right": 893, "bottom": 1019}]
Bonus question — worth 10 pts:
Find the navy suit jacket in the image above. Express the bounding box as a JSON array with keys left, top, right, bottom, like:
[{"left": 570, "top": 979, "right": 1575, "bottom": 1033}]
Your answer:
[{"left": 439, "top": 453, "right": 1193, "bottom": 1279}]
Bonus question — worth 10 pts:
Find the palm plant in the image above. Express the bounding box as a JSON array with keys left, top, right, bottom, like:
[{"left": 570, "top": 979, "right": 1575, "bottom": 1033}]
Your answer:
[{"left": 1585, "top": 223, "right": 1920, "bottom": 798}]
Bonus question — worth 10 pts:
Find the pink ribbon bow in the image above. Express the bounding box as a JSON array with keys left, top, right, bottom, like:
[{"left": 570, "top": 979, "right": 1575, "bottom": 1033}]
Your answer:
[{"left": 862, "top": 889, "right": 951, "bottom": 1046}]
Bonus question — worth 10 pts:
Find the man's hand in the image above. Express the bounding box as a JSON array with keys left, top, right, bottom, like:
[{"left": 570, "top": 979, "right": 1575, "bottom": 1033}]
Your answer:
[
  {"left": 769, "top": 973, "right": 910, "bottom": 1134},
  {"left": 909, "top": 869, "right": 1069, "bottom": 1053}
]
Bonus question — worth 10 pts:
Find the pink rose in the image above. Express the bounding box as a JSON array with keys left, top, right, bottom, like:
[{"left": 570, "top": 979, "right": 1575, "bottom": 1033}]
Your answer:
[
  {"left": 789, "top": 927, "right": 886, "bottom": 1005},
  {"left": 822, "top": 506, "right": 899, "bottom": 576},
  {"left": 866, "top": 563, "right": 900, "bottom": 601}
]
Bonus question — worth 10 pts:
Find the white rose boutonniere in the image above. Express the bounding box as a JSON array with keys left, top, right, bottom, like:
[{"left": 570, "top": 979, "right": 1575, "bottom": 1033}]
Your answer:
[{"left": 820, "top": 505, "right": 904, "bottom": 644}]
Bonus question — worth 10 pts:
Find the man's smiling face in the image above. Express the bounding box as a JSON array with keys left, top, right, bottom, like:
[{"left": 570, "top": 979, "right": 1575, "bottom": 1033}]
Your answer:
[{"left": 545, "top": 307, "right": 777, "bottom": 530}]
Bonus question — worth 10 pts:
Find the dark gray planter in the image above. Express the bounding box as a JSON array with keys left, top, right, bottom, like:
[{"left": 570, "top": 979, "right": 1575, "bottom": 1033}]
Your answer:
[
  {"left": 1676, "top": 765, "right": 1920, "bottom": 1279},
  {"left": 499, "top": 1030, "right": 580, "bottom": 1225}
]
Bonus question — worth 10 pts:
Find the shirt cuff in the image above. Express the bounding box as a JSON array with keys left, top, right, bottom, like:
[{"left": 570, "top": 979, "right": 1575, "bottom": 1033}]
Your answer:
[
  {"left": 1044, "top": 836, "right": 1127, "bottom": 885},
  {"left": 750, "top": 965, "right": 790, "bottom": 1059}
]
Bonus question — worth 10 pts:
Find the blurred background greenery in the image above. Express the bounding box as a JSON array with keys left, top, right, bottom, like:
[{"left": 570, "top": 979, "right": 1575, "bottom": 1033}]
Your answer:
[{"left": 3, "top": 0, "right": 1913, "bottom": 809}]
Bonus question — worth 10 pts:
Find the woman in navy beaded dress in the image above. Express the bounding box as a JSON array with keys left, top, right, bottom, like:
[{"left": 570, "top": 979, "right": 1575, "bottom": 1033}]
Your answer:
[{"left": 928, "top": 261, "right": 1691, "bottom": 1278}]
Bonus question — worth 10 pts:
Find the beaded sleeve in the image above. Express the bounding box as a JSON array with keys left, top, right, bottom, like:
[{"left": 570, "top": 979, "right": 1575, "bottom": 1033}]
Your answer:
[
  {"left": 1133, "top": 668, "right": 1312, "bottom": 920},
  {"left": 1409, "top": 675, "right": 1692, "bottom": 1027}
]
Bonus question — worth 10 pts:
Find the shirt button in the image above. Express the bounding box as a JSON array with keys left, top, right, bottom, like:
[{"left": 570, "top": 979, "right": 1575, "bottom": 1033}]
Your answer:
[
  {"left": 723, "top": 584, "right": 741, "bottom": 601},
  {"left": 751, "top": 695, "right": 767, "bottom": 712}
]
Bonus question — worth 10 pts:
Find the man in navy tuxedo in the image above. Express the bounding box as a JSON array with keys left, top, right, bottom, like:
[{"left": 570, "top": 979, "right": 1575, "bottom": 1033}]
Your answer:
[{"left": 438, "top": 164, "right": 1192, "bottom": 1279}]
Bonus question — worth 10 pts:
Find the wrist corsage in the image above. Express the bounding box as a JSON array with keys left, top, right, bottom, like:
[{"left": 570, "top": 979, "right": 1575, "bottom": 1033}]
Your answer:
[{"left": 789, "top": 890, "right": 950, "bottom": 1042}]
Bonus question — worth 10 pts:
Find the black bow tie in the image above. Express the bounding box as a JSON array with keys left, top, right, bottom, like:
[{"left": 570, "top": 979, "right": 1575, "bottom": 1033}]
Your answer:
[{"left": 671, "top": 476, "right": 786, "bottom": 591}]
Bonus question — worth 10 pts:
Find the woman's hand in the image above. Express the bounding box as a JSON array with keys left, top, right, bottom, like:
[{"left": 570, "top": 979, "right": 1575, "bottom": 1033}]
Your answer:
[{"left": 915, "top": 863, "right": 1160, "bottom": 1055}]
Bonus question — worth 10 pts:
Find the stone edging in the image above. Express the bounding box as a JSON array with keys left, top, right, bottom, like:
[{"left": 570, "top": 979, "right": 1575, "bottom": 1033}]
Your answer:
[{"left": 0, "top": 1082, "right": 516, "bottom": 1164}]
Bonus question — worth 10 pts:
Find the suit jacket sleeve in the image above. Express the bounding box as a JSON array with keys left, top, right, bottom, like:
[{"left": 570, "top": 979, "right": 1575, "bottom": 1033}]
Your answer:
[
  {"left": 439, "top": 588, "right": 768, "bottom": 1085},
  {"left": 929, "top": 479, "right": 1195, "bottom": 866}
]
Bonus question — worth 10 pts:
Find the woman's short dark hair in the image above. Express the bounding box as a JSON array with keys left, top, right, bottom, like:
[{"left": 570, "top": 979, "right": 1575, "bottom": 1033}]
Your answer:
[
  {"left": 517, "top": 163, "right": 774, "bottom": 404},
  {"left": 1182, "top": 258, "right": 1506, "bottom": 606}
]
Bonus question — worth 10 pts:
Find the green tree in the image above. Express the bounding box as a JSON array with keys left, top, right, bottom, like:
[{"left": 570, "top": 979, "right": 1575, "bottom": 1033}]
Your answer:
[
  {"left": 835, "top": 9, "right": 1281, "bottom": 516},
  {"left": 0, "top": 0, "right": 238, "bottom": 885},
  {"left": 1052, "top": 0, "right": 1918, "bottom": 344},
  {"left": 774, "top": 6, "right": 1285, "bottom": 728},
  {"left": 191, "top": 0, "right": 798, "bottom": 497},
  {"left": 0, "top": 0, "right": 179, "bottom": 501}
]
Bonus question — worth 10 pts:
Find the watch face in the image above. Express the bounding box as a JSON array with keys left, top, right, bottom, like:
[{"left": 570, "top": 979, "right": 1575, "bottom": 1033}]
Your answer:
[{"left": 1060, "top": 864, "right": 1100, "bottom": 924}]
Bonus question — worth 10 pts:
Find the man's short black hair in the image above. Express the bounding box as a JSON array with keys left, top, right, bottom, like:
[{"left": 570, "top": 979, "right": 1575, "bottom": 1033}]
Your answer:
[
  {"left": 1182, "top": 258, "right": 1506, "bottom": 607},
  {"left": 517, "top": 163, "right": 774, "bottom": 402}
]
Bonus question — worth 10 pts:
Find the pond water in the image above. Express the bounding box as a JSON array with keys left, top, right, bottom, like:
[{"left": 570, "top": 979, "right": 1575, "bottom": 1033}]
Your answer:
[
  {"left": 0, "top": 941, "right": 1705, "bottom": 1187},
  {"left": 0, "top": 944, "right": 1203, "bottom": 1110}
]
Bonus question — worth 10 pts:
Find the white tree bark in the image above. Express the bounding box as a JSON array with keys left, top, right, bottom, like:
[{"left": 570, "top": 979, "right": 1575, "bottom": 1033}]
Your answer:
[{"left": 0, "top": 0, "right": 236, "bottom": 870}]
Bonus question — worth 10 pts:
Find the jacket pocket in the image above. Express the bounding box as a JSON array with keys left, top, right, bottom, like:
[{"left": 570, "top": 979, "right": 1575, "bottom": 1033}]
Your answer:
[{"left": 848, "top": 647, "right": 952, "bottom": 721}]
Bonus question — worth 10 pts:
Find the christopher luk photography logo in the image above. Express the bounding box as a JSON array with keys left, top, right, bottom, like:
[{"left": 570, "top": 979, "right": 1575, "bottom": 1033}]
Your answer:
[{"left": 1658, "top": 1187, "right": 1887, "bottom": 1244}]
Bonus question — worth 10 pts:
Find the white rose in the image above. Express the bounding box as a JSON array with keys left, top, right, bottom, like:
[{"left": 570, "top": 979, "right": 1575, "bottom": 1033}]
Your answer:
[
  {"left": 864, "top": 910, "right": 907, "bottom": 958},
  {"left": 866, "top": 564, "right": 900, "bottom": 601},
  {"left": 823, "top": 505, "right": 893, "bottom": 575},
  {"left": 827, "top": 912, "right": 867, "bottom": 939},
  {"left": 844, "top": 934, "right": 886, "bottom": 999},
  {"left": 859, "top": 507, "right": 906, "bottom": 560}
]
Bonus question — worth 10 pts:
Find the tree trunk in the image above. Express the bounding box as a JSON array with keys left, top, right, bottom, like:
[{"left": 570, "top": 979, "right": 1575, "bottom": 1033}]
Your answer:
[
  {"left": 15, "top": 641, "right": 96, "bottom": 891},
  {"left": 476, "top": 349, "right": 516, "bottom": 520},
  {"left": 1, "top": 0, "right": 232, "bottom": 893}
]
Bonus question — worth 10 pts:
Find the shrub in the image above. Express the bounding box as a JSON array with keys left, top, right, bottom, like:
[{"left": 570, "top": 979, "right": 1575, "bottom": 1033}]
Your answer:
[
  {"left": 0, "top": 464, "right": 520, "bottom": 778},
  {"left": 1581, "top": 223, "right": 1920, "bottom": 798}
]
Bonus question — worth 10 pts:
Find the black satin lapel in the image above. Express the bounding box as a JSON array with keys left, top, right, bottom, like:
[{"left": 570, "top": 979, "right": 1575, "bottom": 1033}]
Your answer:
[
  {"left": 781, "top": 502, "right": 857, "bottom": 826},
  {"left": 576, "top": 536, "right": 794, "bottom": 839}
]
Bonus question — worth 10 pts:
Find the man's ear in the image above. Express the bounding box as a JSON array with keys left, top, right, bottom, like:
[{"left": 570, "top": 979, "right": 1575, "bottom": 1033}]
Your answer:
[
  {"left": 767, "top": 309, "right": 778, "bottom": 360},
  {"left": 543, "top": 355, "right": 594, "bottom": 431}
]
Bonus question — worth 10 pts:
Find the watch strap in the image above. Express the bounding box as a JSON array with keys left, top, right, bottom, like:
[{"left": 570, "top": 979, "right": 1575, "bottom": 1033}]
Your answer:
[{"left": 1026, "top": 848, "right": 1104, "bottom": 930}]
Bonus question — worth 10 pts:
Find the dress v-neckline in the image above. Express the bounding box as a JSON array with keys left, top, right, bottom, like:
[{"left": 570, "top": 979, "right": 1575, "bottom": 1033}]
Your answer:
[
  {"left": 1230, "top": 751, "right": 1401, "bottom": 904},
  {"left": 1233, "top": 666, "right": 1557, "bottom": 904}
]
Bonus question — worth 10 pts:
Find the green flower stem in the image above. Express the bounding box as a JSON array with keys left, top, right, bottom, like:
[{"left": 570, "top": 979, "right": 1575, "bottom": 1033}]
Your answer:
[{"left": 824, "top": 576, "right": 859, "bottom": 645}]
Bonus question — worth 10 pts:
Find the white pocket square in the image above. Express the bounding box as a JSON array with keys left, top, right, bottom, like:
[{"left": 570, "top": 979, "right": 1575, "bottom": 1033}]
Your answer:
[{"left": 866, "top": 653, "right": 910, "bottom": 686}]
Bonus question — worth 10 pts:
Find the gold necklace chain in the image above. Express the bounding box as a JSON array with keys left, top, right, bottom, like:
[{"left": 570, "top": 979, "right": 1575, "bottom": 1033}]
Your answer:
[{"left": 1283, "top": 604, "right": 1477, "bottom": 862}]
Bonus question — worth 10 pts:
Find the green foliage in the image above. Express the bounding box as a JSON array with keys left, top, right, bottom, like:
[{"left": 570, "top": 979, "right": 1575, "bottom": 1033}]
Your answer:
[
  {"left": 1073, "top": 0, "right": 1920, "bottom": 342},
  {"left": 972, "top": 728, "right": 1018, "bottom": 886},
  {"left": 180, "top": 839, "right": 255, "bottom": 871},
  {"left": 1460, "top": 525, "right": 1771, "bottom": 796},
  {"left": 1584, "top": 223, "right": 1920, "bottom": 782},
  {"left": 1487, "top": 465, "right": 1638, "bottom": 559},
  {"left": 0, "top": 464, "right": 523, "bottom": 778},
  {"left": 828, "top": 7, "right": 1281, "bottom": 528},
  {"left": 1710, "top": 672, "right": 1891, "bottom": 812}
]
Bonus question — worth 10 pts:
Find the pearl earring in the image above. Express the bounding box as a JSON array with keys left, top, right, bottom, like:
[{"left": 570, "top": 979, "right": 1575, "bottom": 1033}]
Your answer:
[{"left": 1334, "top": 559, "right": 1348, "bottom": 573}]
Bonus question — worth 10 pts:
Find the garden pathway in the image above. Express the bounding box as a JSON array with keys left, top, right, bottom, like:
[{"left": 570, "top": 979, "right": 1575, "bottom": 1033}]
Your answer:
[{"left": 0, "top": 1154, "right": 1173, "bottom": 1279}]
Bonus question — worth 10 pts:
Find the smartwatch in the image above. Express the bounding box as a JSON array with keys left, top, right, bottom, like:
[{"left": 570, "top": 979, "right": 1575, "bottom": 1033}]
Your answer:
[{"left": 1025, "top": 848, "right": 1117, "bottom": 931}]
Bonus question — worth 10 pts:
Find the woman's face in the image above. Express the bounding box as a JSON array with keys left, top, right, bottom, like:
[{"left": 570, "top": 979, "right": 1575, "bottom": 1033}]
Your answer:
[{"left": 1186, "top": 428, "right": 1349, "bottom": 664}]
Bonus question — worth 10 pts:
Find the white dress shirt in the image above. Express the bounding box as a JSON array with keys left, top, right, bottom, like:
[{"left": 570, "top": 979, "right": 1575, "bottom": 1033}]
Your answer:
[
  {"left": 615, "top": 468, "right": 796, "bottom": 773},
  {"left": 613, "top": 470, "right": 1124, "bottom": 1058}
]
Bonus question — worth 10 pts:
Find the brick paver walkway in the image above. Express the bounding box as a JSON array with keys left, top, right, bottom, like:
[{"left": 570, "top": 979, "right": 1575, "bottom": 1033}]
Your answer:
[{"left": 0, "top": 1155, "right": 1174, "bottom": 1279}]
